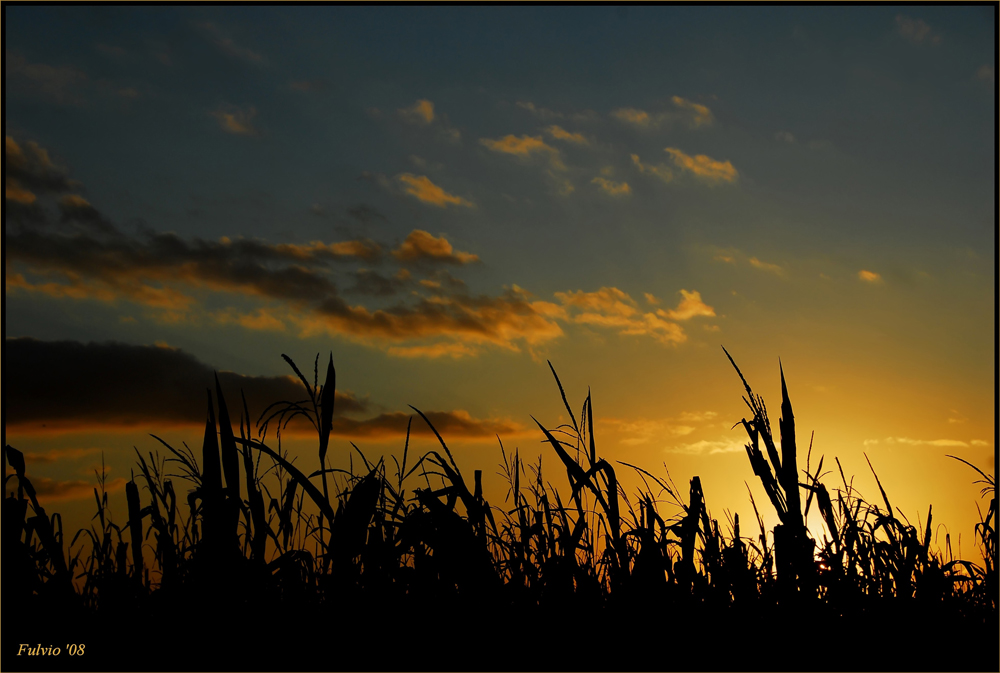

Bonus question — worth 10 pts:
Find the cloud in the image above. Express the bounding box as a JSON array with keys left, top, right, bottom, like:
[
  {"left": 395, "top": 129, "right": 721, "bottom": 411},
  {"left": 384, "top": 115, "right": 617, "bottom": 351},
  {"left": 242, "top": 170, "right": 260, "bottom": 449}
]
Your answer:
[
  {"left": 591, "top": 177, "right": 631, "bottom": 196},
  {"left": 22, "top": 448, "right": 103, "bottom": 464},
  {"left": 516, "top": 101, "right": 564, "bottom": 120},
  {"left": 658, "top": 289, "right": 715, "bottom": 321},
  {"left": 670, "top": 96, "right": 714, "bottom": 127},
  {"left": 6, "top": 218, "right": 388, "bottom": 309},
  {"left": 630, "top": 154, "right": 675, "bottom": 183},
  {"left": 329, "top": 409, "right": 525, "bottom": 440},
  {"left": 212, "top": 105, "right": 259, "bottom": 136},
  {"left": 864, "top": 437, "right": 969, "bottom": 448},
  {"left": 976, "top": 65, "right": 994, "bottom": 83},
  {"left": 749, "top": 257, "right": 784, "bottom": 275},
  {"left": 644, "top": 293, "right": 660, "bottom": 306},
  {"left": 397, "top": 173, "right": 473, "bottom": 208},
  {"left": 3, "top": 338, "right": 372, "bottom": 434},
  {"left": 611, "top": 107, "right": 652, "bottom": 126},
  {"left": 391, "top": 230, "right": 479, "bottom": 265},
  {"left": 775, "top": 131, "right": 796, "bottom": 143},
  {"left": 895, "top": 15, "right": 941, "bottom": 45},
  {"left": 858, "top": 270, "right": 882, "bottom": 283},
  {"left": 3, "top": 339, "right": 529, "bottom": 441},
  {"left": 664, "top": 148, "right": 738, "bottom": 184},
  {"left": 667, "top": 438, "right": 745, "bottom": 455},
  {"left": 398, "top": 99, "right": 435, "bottom": 125},
  {"left": 5, "top": 136, "right": 74, "bottom": 206},
  {"left": 970, "top": 440, "right": 990, "bottom": 447},
  {"left": 677, "top": 411, "right": 718, "bottom": 423},
  {"left": 554, "top": 286, "right": 692, "bottom": 346},
  {"left": 297, "top": 286, "right": 566, "bottom": 353},
  {"left": 346, "top": 268, "right": 412, "bottom": 297},
  {"left": 612, "top": 97, "right": 715, "bottom": 130},
  {"left": 479, "top": 134, "right": 564, "bottom": 169},
  {"left": 22, "top": 476, "right": 127, "bottom": 503},
  {"left": 211, "top": 307, "right": 287, "bottom": 332},
  {"left": 545, "top": 125, "right": 588, "bottom": 145},
  {"left": 603, "top": 417, "right": 696, "bottom": 446},
  {"left": 603, "top": 412, "right": 719, "bottom": 447},
  {"left": 196, "top": 22, "right": 267, "bottom": 63},
  {"left": 347, "top": 204, "right": 388, "bottom": 224},
  {"left": 386, "top": 342, "right": 481, "bottom": 359},
  {"left": 5, "top": 51, "right": 90, "bottom": 105}
]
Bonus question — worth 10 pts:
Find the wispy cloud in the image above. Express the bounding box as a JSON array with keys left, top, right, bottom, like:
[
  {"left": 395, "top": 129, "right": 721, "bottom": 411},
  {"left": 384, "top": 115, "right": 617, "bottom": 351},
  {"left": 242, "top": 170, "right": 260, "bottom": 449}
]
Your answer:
[
  {"left": 858, "top": 269, "right": 882, "bottom": 283},
  {"left": 895, "top": 15, "right": 942, "bottom": 45},
  {"left": 553, "top": 286, "right": 713, "bottom": 346},
  {"left": 398, "top": 99, "right": 435, "bottom": 125},
  {"left": 397, "top": 173, "right": 473, "bottom": 208},
  {"left": 749, "top": 257, "right": 784, "bottom": 275},
  {"left": 391, "top": 230, "right": 479, "bottom": 265},
  {"left": 26, "top": 475, "right": 127, "bottom": 502},
  {"left": 630, "top": 154, "right": 675, "bottom": 183},
  {"left": 667, "top": 437, "right": 745, "bottom": 455},
  {"left": 612, "top": 96, "right": 715, "bottom": 130},
  {"left": 517, "top": 101, "right": 564, "bottom": 120},
  {"left": 195, "top": 22, "right": 267, "bottom": 64},
  {"left": 22, "top": 447, "right": 103, "bottom": 464},
  {"left": 863, "top": 437, "right": 969, "bottom": 448},
  {"left": 212, "top": 105, "right": 259, "bottom": 136},
  {"left": 480, "top": 134, "right": 564, "bottom": 169},
  {"left": 545, "top": 125, "right": 588, "bottom": 145},
  {"left": 658, "top": 289, "right": 715, "bottom": 321},
  {"left": 591, "top": 177, "right": 631, "bottom": 196},
  {"left": 670, "top": 96, "right": 714, "bottom": 127},
  {"left": 664, "top": 148, "right": 738, "bottom": 184}
]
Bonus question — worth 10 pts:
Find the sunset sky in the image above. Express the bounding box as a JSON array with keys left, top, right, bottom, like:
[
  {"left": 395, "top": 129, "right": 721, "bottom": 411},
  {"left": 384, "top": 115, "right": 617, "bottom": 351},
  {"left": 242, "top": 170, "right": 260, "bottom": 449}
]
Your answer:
[{"left": 5, "top": 5, "right": 995, "bottom": 552}]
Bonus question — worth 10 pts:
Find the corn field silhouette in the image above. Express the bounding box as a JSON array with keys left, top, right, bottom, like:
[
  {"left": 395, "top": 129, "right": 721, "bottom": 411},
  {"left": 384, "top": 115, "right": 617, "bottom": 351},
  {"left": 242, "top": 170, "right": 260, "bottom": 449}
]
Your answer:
[{"left": 5, "top": 348, "right": 997, "bottom": 672}]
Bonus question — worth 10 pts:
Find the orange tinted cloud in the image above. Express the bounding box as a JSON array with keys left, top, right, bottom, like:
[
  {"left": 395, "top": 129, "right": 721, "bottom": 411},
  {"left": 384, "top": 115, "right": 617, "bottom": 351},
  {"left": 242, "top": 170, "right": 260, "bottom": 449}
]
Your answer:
[
  {"left": 22, "top": 448, "right": 103, "bottom": 464},
  {"left": 658, "top": 289, "right": 716, "bottom": 321},
  {"left": 212, "top": 105, "right": 258, "bottom": 135},
  {"left": 555, "top": 287, "right": 689, "bottom": 346},
  {"left": 670, "top": 96, "right": 714, "bottom": 127},
  {"left": 391, "top": 230, "right": 479, "bottom": 265},
  {"left": 664, "top": 148, "right": 738, "bottom": 183},
  {"left": 5, "top": 136, "right": 73, "bottom": 206},
  {"left": 611, "top": 107, "right": 652, "bottom": 126},
  {"left": 630, "top": 154, "right": 674, "bottom": 183},
  {"left": 296, "top": 287, "right": 566, "bottom": 351},
  {"left": 591, "top": 177, "right": 631, "bottom": 196},
  {"left": 386, "top": 342, "right": 480, "bottom": 359},
  {"left": 397, "top": 173, "right": 473, "bottom": 207},
  {"left": 330, "top": 409, "right": 525, "bottom": 440},
  {"left": 398, "top": 99, "right": 435, "bottom": 124},
  {"left": 25, "top": 475, "right": 127, "bottom": 502},
  {"left": 613, "top": 98, "right": 714, "bottom": 129},
  {"left": 545, "top": 125, "right": 588, "bottom": 144},
  {"left": 858, "top": 270, "right": 882, "bottom": 283},
  {"left": 212, "top": 307, "right": 287, "bottom": 332},
  {"left": 749, "top": 257, "right": 784, "bottom": 275},
  {"left": 479, "top": 134, "right": 564, "bottom": 169}
]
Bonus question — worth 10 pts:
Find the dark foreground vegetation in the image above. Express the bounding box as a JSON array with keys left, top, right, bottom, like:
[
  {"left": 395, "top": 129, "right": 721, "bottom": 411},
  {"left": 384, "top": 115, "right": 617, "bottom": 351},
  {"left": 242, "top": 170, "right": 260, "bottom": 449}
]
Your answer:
[{"left": 5, "top": 349, "right": 997, "bottom": 672}]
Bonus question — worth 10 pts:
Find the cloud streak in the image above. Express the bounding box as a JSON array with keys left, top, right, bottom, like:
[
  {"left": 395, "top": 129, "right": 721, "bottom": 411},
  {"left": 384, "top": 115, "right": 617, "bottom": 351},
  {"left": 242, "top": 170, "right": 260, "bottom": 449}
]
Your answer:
[
  {"left": 479, "top": 134, "right": 564, "bottom": 169},
  {"left": 664, "top": 148, "right": 738, "bottom": 184},
  {"left": 397, "top": 174, "right": 473, "bottom": 208}
]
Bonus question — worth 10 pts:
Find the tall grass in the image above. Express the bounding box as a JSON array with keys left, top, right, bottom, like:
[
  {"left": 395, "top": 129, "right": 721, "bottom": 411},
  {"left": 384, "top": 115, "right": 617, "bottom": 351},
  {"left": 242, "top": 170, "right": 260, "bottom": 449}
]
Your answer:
[{"left": 4, "top": 349, "right": 996, "bottom": 671}]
